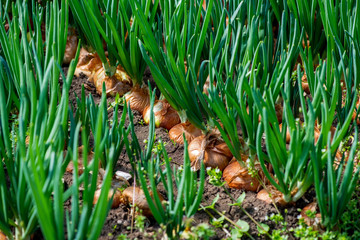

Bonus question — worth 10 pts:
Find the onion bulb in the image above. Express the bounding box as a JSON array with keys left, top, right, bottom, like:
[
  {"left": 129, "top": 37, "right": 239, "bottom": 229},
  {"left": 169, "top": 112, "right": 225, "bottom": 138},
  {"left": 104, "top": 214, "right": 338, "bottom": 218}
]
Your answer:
[
  {"left": 93, "top": 170, "right": 131, "bottom": 208},
  {"left": 169, "top": 122, "right": 202, "bottom": 144},
  {"left": 188, "top": 134, "right": 233, "bottom": 171},
  {"left": 93, "top": 67, "right": 132, "bottom": 97},
  {"left": 301, "top": 73, "right": 311, "bottom": 95},
  {"left": 93, "top": 188, "right": 122, "bottom": 209},
  {"left": 0, "top": 231, "right": 6, "bottom": 240},
  {"left": 66, "top": 146, "right": 96, "bottom": 175},
  {"left": 222, "top": 157, "right": 262, "bottom": 192},
  {"left": 143, "top": 100, "right": 180, "bottom": 130},
  {"left": 124, "top": 85, "right": 153, "bottom": 113},
  {"left": 256, "top": 185, "right": 288, "bottom": 206},
  {"left": 63, "top": 34, "right": 78, "bottom": 64},
  {"left": 74, "top": 48, "right": 103, "bottom": 78},
  {"left": 120, "top": 186, "right": 165, "bottom": 217},
  {"left": 300, "top": 202, "right": 322, "bottom": 228}
]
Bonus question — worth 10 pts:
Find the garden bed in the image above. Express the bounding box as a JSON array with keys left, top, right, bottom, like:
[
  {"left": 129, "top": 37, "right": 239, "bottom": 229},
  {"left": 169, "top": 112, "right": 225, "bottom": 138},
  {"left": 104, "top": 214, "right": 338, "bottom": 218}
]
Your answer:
[{"left": 66, "top": 69, "right": 328, "bottom": 240}]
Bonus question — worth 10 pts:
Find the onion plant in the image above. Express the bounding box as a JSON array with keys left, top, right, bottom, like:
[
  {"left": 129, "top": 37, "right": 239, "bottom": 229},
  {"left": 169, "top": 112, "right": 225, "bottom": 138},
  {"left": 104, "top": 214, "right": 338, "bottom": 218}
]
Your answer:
[
  {"left": 132, "top": 0, "right": 214, "bottom": 131},
  {"left": 124, "top": 87, "right": 205, "bottom": 238},
  {"left": 254, "top": 89, "right": 316, "bottom": 203},
  {"left": 71, "top": 86, "right": 130, "bottom": 170},
  {"left": 0, "top": 0, "right": 69, "bottom": 112},
  {"left": 270, "top": 0, "right": 326, "bottom": 55},
  {"left": 311, "top": 130, "right": 360, "bottom": 229},
  {"left": 0, "top": 1, "right": 71, "bottom": 238},
  {"left": 69, "top": 0, "right": 158, "bottom": 86},
  {"left": 138, "top": 139, "right": 205, "bottom": 239},
  {"left": 26, "top": 84, "right": 115, "bottom": 240},
  {"left": 125, "top": 85, "right": 156, "bottom": 181},
  {"left": 202, "top": 10, "right": 303, "bottom": 170},
  {"left": 0, "top": 54, "right": 38, "bottom": 240},
  {"left": 299, "top": 45, "right": 358, "bottom": 137},
  {"left": 252, "top": 65, "right": 357, "bottom": 204}
]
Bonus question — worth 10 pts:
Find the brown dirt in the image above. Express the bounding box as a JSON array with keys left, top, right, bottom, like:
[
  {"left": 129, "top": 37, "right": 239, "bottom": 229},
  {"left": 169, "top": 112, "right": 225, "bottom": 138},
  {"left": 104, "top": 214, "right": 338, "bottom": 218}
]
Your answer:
[{"left": 64, "top": 68, "right": 315, "bottom": 240}]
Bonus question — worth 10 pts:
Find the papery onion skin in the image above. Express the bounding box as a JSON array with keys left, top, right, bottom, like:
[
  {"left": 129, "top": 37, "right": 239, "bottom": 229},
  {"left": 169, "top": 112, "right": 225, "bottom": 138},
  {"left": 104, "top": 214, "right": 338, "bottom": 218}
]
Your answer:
[
  {"left": 124, "top": 85, "right": 152, "bottom": 113},
  {"left": 188, "top": 135, "right": 233, "bottom": 171},
  {"left": 74, "top": 48, "right": 103, "bottom": 78},
  {"left": 143, "top": 100, "right": 180, "bottom": 130},
  {"left": 120, "top": 186, "right": 164, "bottom": 217},
  {"left": 63, "top": 34, "right": 78, "bottom": 64},
  {"left": 93, "top": 67, "right": 132, "bottom": 97},
  {"left": 256, "top": 185, "right": 288, "bottom": 206},
  {"left": 93, "top": 188, "right": 122, "bottom": 209},
  {"left": 223, "top": 157, "right": 261, "bottom": 192},
  {"left": 169, "top": 122, "right": 202, "bottom": 144}
]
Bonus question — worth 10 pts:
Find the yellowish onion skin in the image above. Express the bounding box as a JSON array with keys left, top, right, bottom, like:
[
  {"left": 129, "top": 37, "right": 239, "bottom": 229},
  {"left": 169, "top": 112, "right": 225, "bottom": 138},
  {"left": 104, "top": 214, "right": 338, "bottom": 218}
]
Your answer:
[
  {"left": 222, "top": 157, "right": 261, "bottom": 192},
  {"left": 93, "top": 188, "right": 122, "bottom": 209},
  {"left": 142, "top": 100, "right": 180, "bottom": 130},
  {"left": 74, "top": 48, "right": 103, "bottom": 78},
  {"left": 124, "top": 85, "right": 153, "bottom": 113},
  {"left": 93, "top": 67, "right": 132, "bottom": 97},
  {"left": 169, "top": 122, "right": 202, "bottom": 144},
  {"left": 188, "top": 135, "right": 233, "bottom": 171},
  {"left": 256, "top": 185, "right": 288, "bottom": 207},
  {"left": 120, "top": 186, "right": 164, "bottom": 217},
  {"left": 63, "top": 34, "right": 78, "bottom": 64}
]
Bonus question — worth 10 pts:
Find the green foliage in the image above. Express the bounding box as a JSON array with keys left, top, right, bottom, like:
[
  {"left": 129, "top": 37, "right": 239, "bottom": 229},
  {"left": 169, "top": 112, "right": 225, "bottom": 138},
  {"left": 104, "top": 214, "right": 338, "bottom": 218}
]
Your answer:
[{"left": 69, "top": 0, "right": 157, "bottom": 84}]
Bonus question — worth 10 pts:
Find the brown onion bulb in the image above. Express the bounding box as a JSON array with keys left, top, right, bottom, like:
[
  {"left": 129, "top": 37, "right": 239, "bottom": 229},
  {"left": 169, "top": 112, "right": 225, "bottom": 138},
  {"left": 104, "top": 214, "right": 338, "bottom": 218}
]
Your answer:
[
  {"left": 120, "top": 186, "right": 165, "bottom": 217},
  {"left": 124, "top": 85, "right": 153, "bottom": 113},
  {"left": 63, "top": 35, "right": 77, "bottom": 64},
  {"left": 63, "top": 34, "right": 78, "bottom": 64},
  {"left": 74, "top": 48, "right": 103, "bottom": 78},
  {"left": 256, "top": 185, "right": 288, "bottom": 206},
  {"left": 169, "top": 122, "right": 202, "bottom": 144},
  {"left": 0, "top": 231, "right": 6, "bottom": 240},
  {"left": 300, "top": 202, "right": 322, "bottom": 228},
  {"left": 188, "top": 134, "right": 233, "bottom": 171},
  {"left": 301, "top": 73, "right": 311, "bottom": 94},
  {"left": 142, "top": 100, "right": 180, "bottom": 130},
  {"left": 93, "top": 67, "right": 132, "bottom": 97},
  {"left": 223, "top": 157, "right": 261, "bottom": 192},
  {"left": 93, "top": 188, "right": 122, "bottom": 209},
  {"left": 66, "top": 146, "right": 96, "bottom": 175}
]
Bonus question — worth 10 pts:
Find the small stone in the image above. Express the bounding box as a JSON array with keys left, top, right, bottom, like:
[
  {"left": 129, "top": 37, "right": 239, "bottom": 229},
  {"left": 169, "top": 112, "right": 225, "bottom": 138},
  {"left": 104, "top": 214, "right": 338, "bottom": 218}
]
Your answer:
[{"left": 115, "top": 171, "right": 132, "bottom": 181}]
